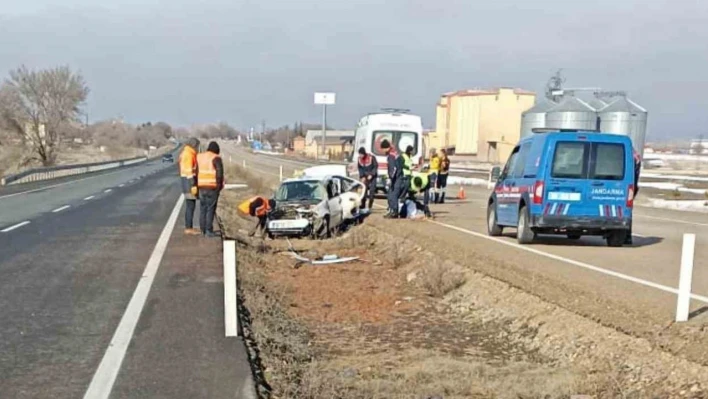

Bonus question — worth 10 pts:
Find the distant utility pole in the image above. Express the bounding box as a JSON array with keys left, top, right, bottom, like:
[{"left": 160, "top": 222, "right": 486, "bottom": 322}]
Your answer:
[
  {"left": 697, "top": 134, "right": 704, "bottom": 171},
  {"left": 314, "top": 92, "right": 336, "bottom": 158},
  {"left": 261, "top": 120, "right": 266, "bottom": 142}
]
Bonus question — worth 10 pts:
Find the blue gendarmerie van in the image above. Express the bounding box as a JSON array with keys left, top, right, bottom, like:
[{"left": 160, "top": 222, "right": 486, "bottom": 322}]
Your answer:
[{"left": 487, "top": 129, "right": 636, "bottom": 247}]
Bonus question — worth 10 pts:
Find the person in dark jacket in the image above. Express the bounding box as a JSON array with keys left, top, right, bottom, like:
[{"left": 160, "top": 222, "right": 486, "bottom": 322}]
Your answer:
[
  {"left": 196, "top": 141, "right": 225, "bottom": 238},
  {"left": 625, "top": 150, "right": 642, "bottom": 245},
  {"left": 387, "top": 145, "right": 413, "bottom": 218},
  {"left": 357, "top": 147, "right": 378, "bottom": 210},
  {"left": 383, "top": 140, "right": 399, "bottom": 217}
]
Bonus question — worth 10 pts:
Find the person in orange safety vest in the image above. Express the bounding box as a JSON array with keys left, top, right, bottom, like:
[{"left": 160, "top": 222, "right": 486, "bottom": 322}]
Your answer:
[
  {"left": 196, "top": 141, "right": 224, "bottom": 238},
  {"left": 238, "top": 196, "right": 275, "bottom": 237},
  {"left": 179, "top": 138, "right": 200, "bottom": 235}
]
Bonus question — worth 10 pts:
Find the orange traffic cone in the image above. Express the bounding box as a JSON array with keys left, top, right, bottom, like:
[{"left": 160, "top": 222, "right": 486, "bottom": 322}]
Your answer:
[{"left": 457, "top": 185, "right": 466, "bottom": 200}]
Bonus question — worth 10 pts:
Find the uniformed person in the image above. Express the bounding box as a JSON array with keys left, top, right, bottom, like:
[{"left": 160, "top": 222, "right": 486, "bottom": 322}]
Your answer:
[
  {"left": 428, "top": 149, "right": 440, "bottom": 203},
  {"left": 408, "top": 170, "right": 432, "bottom": 218}
]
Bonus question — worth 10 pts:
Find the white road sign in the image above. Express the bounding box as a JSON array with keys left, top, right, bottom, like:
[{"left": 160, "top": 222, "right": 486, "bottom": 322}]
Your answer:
[{"left": 314, "top": 92, "right": 336, "bottom": 105}]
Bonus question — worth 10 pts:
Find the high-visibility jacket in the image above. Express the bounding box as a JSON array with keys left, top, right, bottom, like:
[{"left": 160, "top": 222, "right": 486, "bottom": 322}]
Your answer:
[
  {"left": 197, "top": 151, "right": 220, "bottom": 188},
  {"left": 401, "top": 154, "right": 413, "bottom": 176},
  {"left": 429, "top": 155, "right": 441, "bottom": 173},
  {"left": 238, "top": 196, "right": 271, "bottom": 217},
  {"left": 179, "top": 146, "right": 198, "bottom": 177},
  {"left": 410, "top": 172, "right": 429, "bottom": 193}
]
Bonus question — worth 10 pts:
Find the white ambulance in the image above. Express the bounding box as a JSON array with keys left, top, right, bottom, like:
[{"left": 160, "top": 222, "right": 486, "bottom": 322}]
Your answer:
[{"left": 348, "top": 109, "right": 424, "bottom": 194}]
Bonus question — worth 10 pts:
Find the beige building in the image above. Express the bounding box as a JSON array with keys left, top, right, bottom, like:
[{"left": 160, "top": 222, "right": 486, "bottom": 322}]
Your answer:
[
  {"left": 303, "top": 130, "right": 354, "bottom": 160},
  {"left": 431, "top": 88, "right": 536, "bottom": 163}
]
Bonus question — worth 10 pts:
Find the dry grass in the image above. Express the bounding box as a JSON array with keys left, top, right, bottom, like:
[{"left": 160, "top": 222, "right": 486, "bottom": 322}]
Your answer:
[
  {"left": 225, "top": 164, "right": 273, "bottom": 196},
  {"left": 420, "top": 260, "right": 467, "bottom": 298},
  {"left": 377, "top": 237, "right": 413, "bottom": 269}
]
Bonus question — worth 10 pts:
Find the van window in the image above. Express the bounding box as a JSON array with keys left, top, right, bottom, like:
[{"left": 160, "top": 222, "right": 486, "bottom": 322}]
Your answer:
[
  {"left": 511, "top": 142, "right": 531, "bottom": 178},
  {"left": 502, "top": 147, "right": 520, "bottom": 179},
  {"left": 591, "top": 143, "right": 625, "bottom": 180},
  {"left": 551, "top": 142, "right": 586, "bottom": 179},
  {"left": 372, "top": 131, "right": 418, "bottom": 156}
]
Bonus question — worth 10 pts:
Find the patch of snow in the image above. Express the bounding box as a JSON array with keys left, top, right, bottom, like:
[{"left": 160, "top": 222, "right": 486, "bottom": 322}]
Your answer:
[
  {"left": 447, "top": 176, "right": 490, "bottom": 186},
  {"left": 644, "top": 198, "right": 708, "bottom": 213},
  {"left": 641, "top": 173, "right": 708, "bottom": 182},
  {"left": 639, "top": 181, "right": 707, "bottom": 195}
]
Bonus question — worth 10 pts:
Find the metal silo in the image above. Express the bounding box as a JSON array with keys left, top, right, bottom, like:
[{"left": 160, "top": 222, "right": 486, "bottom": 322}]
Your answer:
[
  {"left": 520, "top": 99, "right": 556, "bottom": 138},
  {"left": 587, "top": 98, "right": 607, "bottom": 111},
  {"left": 546, "top": 96, "right": 598, "bottom": 131},
  {"left": 599, "top": 97, "right": 648, "bottom": 155}
]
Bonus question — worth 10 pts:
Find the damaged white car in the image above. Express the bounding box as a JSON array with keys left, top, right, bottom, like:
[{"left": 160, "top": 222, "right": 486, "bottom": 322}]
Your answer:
[{"left": 267, "top": 166, "right": 365, "bottom": 239}]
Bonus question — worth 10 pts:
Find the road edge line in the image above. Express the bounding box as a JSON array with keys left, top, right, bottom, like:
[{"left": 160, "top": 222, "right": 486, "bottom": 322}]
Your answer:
[
  {"left": 82, "top": 195, "right": 184, "bottom": 399},
  {"left": 428, "top": 219, "right": 708, "bottom": 304}
]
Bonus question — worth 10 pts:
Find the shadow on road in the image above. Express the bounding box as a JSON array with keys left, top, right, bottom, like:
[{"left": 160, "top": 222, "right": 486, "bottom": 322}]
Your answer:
[{"left": 498, "top": 233, "right": 664, "bottom": 248}]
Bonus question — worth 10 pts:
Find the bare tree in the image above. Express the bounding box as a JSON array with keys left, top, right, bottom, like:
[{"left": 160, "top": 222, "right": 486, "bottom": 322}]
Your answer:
[{"left": 0, "top": 65, "right": 89, "bottom": 166}]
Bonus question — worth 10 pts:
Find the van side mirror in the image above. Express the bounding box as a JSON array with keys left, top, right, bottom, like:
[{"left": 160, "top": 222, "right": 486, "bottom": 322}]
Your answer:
[{"left": 490, "top": 166, "right": 502, "bottom": 182}]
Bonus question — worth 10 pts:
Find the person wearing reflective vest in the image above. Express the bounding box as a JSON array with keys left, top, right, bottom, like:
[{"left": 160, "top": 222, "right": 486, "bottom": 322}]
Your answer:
[
  {"left": 428, "top": 149, "right": 441, "bottom": 203},
  {"left": 238, "top": 196, "right": 275, "bottom": 237},
  {"left": 408, "top": 170, "right": 432, "bottom": 218},
  {"left": 179, "top": 138, "right": 201, "bottom": 235},
  {"left": 436, "top": 148, "right": 450, "bottom": 204},
  {"left": 196, "top": 141, "right": 224, "bottom": 238}
]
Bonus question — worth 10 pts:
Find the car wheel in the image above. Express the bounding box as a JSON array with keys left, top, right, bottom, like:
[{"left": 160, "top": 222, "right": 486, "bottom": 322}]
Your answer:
[
  {"left": 315, "top": 217, "right": 330, "bottom": 239},
  {"left": 606, "top": 230, "right": 627, "bottom": 247},
  {"left": 567, "top": 234, "right": 581, "bottom": 240},
  {"left": 517, "top": 206, "right": 535, "bottom": 244},
  {"left": 487, "top": 202, "right": 503, "bottom": 236}
]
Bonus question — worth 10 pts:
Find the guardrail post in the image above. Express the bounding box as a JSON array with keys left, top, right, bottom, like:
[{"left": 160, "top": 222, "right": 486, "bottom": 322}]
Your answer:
[
  {"left": 242, "top": 160, "right": 246, "bottom": 168},
  {"left": 676, "top": 233, "right": 696, "bottom": 322},
  {"left": 279, "top": 165, "right": 283, "bottom": 182},
  {"left": 223, "top": 240, "right": 238, "bottom": 337}
]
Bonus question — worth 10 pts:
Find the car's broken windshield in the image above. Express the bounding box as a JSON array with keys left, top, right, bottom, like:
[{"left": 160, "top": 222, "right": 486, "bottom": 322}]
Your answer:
[{"left": 275, "top": 181, "right": 326, "bottom": 202}]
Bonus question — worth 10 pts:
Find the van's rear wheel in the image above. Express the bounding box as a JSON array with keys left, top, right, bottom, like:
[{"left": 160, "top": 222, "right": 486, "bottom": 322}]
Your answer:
[
  {"left": 487, "top": 203, "right": 503, "bottom": 236},
  {"left": 606, "top": 230, "right": 627, "bottom": 247},
  {"left": 517, "top": 206, "right": 535, "bottom": 244}
]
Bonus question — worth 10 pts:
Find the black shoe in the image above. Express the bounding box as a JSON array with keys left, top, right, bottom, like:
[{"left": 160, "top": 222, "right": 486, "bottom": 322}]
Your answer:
[
  {"left": 433, "top": 193, "right": 440, "bottom": 203},
  {"left": 204, "top": 231, "right": 221, "bottom": 238}
]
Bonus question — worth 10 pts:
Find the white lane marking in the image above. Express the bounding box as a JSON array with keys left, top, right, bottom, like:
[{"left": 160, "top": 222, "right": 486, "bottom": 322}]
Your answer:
[
  {"left": 636, "top": 214, "right": 708, "bottom": 228},
  {"left": 223, "top": 240, "right": 238, "bottom": 337},
  {"left": 428, "top": 219, "right": 708, "bottom": 304},
  {"left": 1, "top": 221, "right": 31, "bottom": 233},
  {"left": 84, "top": 196, "right": 95, "bottom": 201},
  {"left": 83, "top": 195, "right": 184, "bottom": 399},
  {"left": 0, "top": 167, "right": 140, "bottom": 201},
  {"left": 104, "top": 189, "right": 112, "bottom": 193},
  {"left": 52, "top": 205, "right": 71, "bottom": 213}
]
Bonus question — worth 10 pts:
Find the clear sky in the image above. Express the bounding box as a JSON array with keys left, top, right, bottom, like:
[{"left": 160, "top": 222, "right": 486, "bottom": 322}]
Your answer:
[{"left": 1, "top": 0, "right": 706, "bottom": 140}]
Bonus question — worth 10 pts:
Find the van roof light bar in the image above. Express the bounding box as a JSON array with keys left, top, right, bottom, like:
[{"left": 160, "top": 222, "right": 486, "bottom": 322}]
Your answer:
[{"left": 531, "top": 128, "right": 600, "bottom": 134}]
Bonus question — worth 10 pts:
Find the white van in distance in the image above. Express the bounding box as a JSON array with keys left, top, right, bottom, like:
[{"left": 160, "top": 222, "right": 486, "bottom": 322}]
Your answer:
[{"left": 348, "top": 109, "right": 424, "bottom": 194}]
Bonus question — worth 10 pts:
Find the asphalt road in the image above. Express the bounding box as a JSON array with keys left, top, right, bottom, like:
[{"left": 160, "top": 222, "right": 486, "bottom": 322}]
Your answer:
[
  {"left": 224, "top": 144, "right": 708, "bottom": 327},
  {"left": 0, "top": 159, "right": 254, "bottom": 398}
]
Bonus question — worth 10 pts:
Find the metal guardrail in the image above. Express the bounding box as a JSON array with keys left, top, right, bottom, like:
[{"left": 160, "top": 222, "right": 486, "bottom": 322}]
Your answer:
[
  {"left": 1, "top": 156, "right": 148, "bottom": 186},
  {"left": 1, "top": 144, "right": 182, "bottom": 186}
]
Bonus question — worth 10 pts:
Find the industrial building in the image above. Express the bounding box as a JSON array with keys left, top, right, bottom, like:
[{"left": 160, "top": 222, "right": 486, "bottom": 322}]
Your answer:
[
  {"left": 521, "top": 90, "right": 648, "bottom": 156},
  {"left": 429, "top": 88, "right": 536, "bottom": 163}
]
